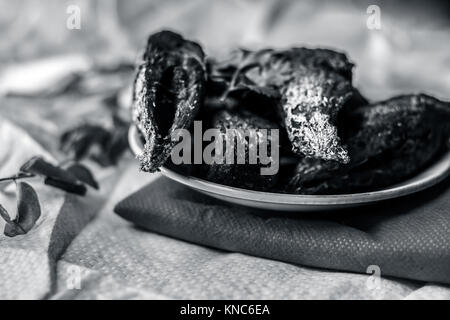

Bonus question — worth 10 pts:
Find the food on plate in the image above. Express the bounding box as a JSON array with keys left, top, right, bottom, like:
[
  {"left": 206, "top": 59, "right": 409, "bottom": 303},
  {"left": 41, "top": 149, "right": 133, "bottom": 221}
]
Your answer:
[
  {"left": 132, "top": 31, "right": 207, "bottom": 172},
  {"left": 131, "top": 31, "right": 450, "bottom": 194},
  {"left": 201, "top": 109, "right": 279, "bottom": 191},
  {"left": 207, "top": 48, "right": 354, "bottom": 162},
  {"left": 287, "top": 94, "right": 450, "bottom": 194}
]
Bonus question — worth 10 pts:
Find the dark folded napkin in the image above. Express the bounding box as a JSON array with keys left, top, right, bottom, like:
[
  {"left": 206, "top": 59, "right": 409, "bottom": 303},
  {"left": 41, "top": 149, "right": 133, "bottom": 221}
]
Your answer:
[{"left": 114, "top": 176, "right": 450, "bottom": 284}]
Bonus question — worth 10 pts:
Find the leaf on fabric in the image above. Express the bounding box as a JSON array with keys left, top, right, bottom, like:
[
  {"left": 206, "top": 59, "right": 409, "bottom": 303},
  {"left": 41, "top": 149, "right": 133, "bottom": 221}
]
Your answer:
[
  {"left": 0, "top": 203, "right": 12, "bottom": 224},
  {"left": 44, "top": 177, "right": 87, "bottom": 196},
  {"left": 3, "top": 182, "right": 41, "bottom": 237},
  {"left": 20, "top": 156, "right": 87, "bottom": 195},
  {"left": 60, "top": 123, "right": 129, "bottom": 167},
  {"left": 66, "top": 163, "right": 99, "bottom": 189},
  {"left": 59, "top": 124, "right": 111, "bottom": 161}
]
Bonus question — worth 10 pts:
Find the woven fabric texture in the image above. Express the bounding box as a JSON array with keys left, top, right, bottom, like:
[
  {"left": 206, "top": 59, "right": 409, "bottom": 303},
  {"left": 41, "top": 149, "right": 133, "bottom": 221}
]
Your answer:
[{"left": 115, "top": 176, "right": 450, "bottom": 285}]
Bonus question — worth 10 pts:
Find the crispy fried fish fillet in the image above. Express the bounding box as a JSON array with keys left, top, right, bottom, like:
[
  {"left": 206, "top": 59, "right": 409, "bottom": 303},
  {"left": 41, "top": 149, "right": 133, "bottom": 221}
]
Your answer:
[
  {"left": 288, "top": 94, "right": 450, "bottom": 194},
  {"left": 132, "top": 31, "right": 206, "bottom": 172}
]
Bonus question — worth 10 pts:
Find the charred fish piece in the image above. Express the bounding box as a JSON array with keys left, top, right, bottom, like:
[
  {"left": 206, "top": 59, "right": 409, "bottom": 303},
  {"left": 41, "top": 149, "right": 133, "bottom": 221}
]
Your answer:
[
  {"left": 132, "top": 31, "right": 206, "bottom": 172},
  {"left": 212, "top": 47, "right": 355, "bottom": 162},
  {"left": 280, "top": 67, "right": 353, "bottom": 163},
  {"left": 202, "top": 110, "right": 279, "bottom": 191},
  {"left": 288, "top": 94, "right": 450, "bottom": 194},
  {"left": 343, "top": 94, "right": 450, "bottom": 163},
  {"left": 303, "top": 130, "right": 444, "bottom": 194},
  {"left": 252, "top": 48, "right": 354, "bottom": 163}
]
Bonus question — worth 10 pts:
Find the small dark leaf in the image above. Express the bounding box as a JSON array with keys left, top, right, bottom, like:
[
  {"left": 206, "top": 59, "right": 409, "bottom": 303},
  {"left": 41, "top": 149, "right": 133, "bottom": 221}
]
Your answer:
[
  {"left": 211, "top": 49, "right": 280, "bottom": 103},
  {"left": 106, "top": 128, "right": 129, "bottom": 164},
  {"left": 90, "top": 127, "right": 129, "bottom": 167},
  {"left": 60, "top": 124, "right": 111, "bottom": 160},
  {"left": 90, "top": 153, "right": 113, "bottom": 167},
  {"left": 209, "top": 49, "right": 253, "bottom": 78},
  {"left": 4, "top": 182, "right": 41, "bottom": 237},
  {"left": 44, "top": 177, "right": 87, "bottom": 196},
  {"left": 66, "top": 163, "right": 99, "bottom": 189},
  {"left": 21, "top": 156, "right": 79, "bottom": 184},
  {"left": 0, "top": 203, "right": 12, "bottom": 224},
  {"left": 59, "top": 122, "right": 129, "bottom": 167},
  {"left": 21, "top": 157, "right": 87, "bottom": 195},
  {"left": 4, "top": 222, "right": 26, "bottom": 237},
  {"left": 15, "top": 182, "right": 41, "bottom": 231},
  {"left": 111, "top": 105, "right": 131, "bottom": 128}
]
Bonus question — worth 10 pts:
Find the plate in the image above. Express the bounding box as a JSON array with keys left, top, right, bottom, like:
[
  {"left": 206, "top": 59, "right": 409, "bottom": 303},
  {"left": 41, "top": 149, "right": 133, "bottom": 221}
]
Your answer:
[{"left": 128, "top": 125, "right": 450, "bottom": 212}]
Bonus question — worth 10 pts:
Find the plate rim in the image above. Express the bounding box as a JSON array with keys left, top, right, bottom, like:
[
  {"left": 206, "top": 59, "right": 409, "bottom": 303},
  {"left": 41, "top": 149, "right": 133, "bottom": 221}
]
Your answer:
[{"left": 128, "top": 125, "right": 450, "bottom": 206}]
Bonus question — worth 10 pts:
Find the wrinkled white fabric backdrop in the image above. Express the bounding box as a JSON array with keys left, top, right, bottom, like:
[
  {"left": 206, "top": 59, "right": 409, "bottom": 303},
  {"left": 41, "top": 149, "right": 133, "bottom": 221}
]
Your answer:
[{"left": 0, "top": 0, "right": 449, "bottom": 299}]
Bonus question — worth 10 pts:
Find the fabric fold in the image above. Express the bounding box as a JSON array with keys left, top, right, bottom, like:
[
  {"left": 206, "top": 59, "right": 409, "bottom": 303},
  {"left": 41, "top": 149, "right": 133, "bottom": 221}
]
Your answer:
[{"left": 115, "top": 176, "right": 450, "bottom": 284}]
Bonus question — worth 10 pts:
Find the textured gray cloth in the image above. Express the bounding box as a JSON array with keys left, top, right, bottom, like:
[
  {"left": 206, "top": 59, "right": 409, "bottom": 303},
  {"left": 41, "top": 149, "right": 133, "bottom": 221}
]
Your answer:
[
  {"left": 52, "top": 165, "right": 422, "bottom": 300},
  {"left": 115, "top": 176, "right": 450, "bottom": 285},
  {"left": 0, "top": 118, "right": 111, "bottom": 299}
]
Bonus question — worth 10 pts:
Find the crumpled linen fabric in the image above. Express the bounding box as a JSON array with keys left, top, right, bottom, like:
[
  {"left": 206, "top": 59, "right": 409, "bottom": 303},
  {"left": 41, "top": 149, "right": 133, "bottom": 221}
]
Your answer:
[
  {"left": 115, "top": 176, "right": 450, "bottom": 285},
  {"left": 0, "top": 117, "right": 115, "bottom": 299}
]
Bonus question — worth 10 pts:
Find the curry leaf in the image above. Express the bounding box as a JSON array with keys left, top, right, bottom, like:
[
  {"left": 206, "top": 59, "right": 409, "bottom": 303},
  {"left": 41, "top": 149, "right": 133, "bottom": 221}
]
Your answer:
[
  {"left": 0, "top": 203, "right": 12, "bottom": 224},
  {"left": 66, "top": 163, "right": 98, "bottom": 189},
  {"left": 44, "top": 177, "right": 87, "bottom": 196},
  {"left": 60, "top": 124, "right": 111, "bottom": 161},
  {"left": 4, "top": 182, "right": 41, "bottom": 237},
  {"left": 21, "top": 156, "right": 87, "bottom": 195},
  {"left": 60, "top": 123, "right": 129, "bottom": 167},
  {"left": 105, "top": 127, "right": 129, "bottom": 164},
  {"left": 210, "top": 49, "right": 281, "bottom": 102},
  {"left": 21, "top": 157, "right": 77, "bottom": 182}
]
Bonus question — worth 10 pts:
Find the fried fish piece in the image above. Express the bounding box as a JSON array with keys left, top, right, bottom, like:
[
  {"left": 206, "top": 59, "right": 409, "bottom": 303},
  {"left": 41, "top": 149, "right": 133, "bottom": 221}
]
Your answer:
[
  {"left": 132, "top": 31, "right": 206, "bottom": 172},
  {"left": 280, "top": 67, "right": 352, "bottom": 163},
  {"left": 202, "top": 110, "right": 279, "bottom": 191},
  {"left": 288, "top": 94, "right": 450, "bottom": 194},
  {"left": 303, "top": 130, "right": 443, "bottom": 194},
  {"left": 229, "top": 48, "right": 354, "bottom": 162}
]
